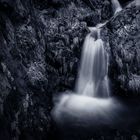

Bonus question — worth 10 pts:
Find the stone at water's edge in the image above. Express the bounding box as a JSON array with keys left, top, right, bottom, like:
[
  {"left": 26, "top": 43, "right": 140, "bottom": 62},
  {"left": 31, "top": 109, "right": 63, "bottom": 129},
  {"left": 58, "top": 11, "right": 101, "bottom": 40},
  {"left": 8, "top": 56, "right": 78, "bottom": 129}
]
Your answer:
[{"left": 101, "top": 3, "right": 140, "bottom": 96}]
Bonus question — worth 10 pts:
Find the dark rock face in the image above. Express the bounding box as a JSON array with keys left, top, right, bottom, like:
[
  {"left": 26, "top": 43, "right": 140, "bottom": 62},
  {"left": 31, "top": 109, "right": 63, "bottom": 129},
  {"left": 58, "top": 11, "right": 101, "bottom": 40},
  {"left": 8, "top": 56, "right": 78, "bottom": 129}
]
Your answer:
[
  {"left": 101, "top": 3, "right": 140, "bottom": 96},
  {"left": 82, "top": 0, "right": 112, "bottom": 25},
  {"left": 119, "top": 0, "right": 133, "bottom": 6}
]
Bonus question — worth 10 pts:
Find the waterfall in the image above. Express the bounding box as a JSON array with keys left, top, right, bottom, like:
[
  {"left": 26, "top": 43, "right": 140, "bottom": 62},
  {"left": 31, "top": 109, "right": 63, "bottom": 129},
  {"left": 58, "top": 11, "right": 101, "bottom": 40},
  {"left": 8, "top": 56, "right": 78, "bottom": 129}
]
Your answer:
[
  {"left": 52, "top": 0, "right": 123, "bottom": 132},
  {"left": 76, "top": 28, "right": 109, "bottom": 98},
  {"left": 111, "top": 0, "right": 122, "bottom": 14}
]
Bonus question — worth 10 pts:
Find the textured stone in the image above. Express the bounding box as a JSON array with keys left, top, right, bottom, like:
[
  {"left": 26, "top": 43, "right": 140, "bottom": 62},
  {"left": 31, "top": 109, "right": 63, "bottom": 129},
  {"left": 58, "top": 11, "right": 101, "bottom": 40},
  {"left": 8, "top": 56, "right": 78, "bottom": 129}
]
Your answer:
[{"left": 101, "top": 2, "right": 140, "bottom": 96}]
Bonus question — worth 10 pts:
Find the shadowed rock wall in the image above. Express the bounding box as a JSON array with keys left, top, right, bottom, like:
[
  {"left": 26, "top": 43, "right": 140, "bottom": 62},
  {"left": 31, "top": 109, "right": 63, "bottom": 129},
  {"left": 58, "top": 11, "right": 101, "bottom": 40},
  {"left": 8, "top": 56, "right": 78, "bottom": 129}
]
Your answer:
[{"left": 101, "top": 2, "right": 140, "bottom": 96}]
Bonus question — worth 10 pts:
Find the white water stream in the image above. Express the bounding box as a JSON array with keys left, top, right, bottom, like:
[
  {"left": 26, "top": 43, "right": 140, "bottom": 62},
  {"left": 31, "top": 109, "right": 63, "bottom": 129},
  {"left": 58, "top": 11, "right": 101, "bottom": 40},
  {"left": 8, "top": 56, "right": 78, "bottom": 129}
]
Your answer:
[
  {"left": 76, "top": 28, "right": 109, "bottom": 98},
  {"left": 111, "top": 0, "right": 122, "bottom": 14},
  {"left": 51, "top": 0, "right": 128, "bottom": 132}
]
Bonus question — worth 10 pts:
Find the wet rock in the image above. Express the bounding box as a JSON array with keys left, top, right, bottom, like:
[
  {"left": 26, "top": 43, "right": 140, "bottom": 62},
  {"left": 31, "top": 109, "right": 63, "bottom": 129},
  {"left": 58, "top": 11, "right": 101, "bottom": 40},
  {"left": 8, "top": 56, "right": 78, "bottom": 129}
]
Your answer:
[{"left": 101, "top": 2, "right": 140, "bottom": 96}]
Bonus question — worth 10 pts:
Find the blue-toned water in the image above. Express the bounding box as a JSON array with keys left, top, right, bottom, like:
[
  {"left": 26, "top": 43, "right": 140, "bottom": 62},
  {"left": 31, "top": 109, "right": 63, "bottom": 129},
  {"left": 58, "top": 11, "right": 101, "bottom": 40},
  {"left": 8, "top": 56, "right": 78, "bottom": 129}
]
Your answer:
[{"left": 76, "top": 28, "right": 109, "bottom": 98}]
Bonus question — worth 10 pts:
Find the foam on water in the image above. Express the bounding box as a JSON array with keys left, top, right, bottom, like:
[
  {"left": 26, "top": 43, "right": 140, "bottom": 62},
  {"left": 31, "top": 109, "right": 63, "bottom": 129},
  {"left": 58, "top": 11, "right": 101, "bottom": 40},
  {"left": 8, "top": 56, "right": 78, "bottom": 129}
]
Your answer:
[{"left": 52, "top": 94, "right": 125, "bottom": 131}]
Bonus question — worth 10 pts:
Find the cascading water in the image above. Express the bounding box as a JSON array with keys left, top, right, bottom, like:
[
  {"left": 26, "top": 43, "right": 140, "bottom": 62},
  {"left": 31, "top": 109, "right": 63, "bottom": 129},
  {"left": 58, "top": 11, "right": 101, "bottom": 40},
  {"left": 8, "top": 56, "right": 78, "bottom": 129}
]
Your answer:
[
  {"left": 52, "top": 27, "right": 115, "bottom": 131},
  {"left": 74, "top": 0, "right": 123, "bottom": 98},
  {"left": 111, "top": 0, "right": 122, "bottom": 14},
  {"left": 76, "top": 28, "right": 109, "bottom": 97},
  {"left": 51, "top": 0, "right": 129, "bottom": 134}
]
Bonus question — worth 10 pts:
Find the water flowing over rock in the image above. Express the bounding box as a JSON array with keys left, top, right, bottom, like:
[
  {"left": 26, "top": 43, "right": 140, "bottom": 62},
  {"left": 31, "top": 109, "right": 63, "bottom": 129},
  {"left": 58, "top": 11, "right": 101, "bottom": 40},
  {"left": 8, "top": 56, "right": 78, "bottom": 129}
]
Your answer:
[
  {"left": 52, "top": 27, "right": 111, "bottom": 138},
  {"left": 76, "top": 29, "right": 109, "bottom": 97},
  {"left": 111, "top": 0, "right": 122, "bottom": 14}
]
